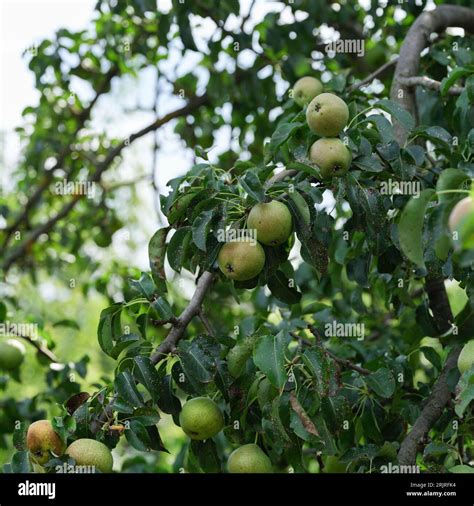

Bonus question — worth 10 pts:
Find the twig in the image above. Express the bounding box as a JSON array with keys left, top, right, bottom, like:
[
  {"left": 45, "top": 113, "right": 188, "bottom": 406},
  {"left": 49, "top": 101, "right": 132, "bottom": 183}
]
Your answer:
[
  {"left": 265, "top": 169, "right": 299, "bottom": 188},
  {"left": 289, "top": 392, "right": 319, "bottom": 437},
  {"left": 198, "top": 309, "right": 216, "bottom": 337},
  {"left": 348, "top": 57, "right": 399, "bottom": 93},
  {"left": 12, "top": 332, "right": 58, "bottom": 363},
  {"left": 398, "top": 76, "right": 464, "bottom": 95},
  {"left": 150, "top": 271, "right": 215, "bottom": 363}
]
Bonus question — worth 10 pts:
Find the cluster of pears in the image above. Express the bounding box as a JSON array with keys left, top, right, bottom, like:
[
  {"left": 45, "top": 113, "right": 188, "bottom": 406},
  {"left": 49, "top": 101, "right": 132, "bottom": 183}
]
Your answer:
[
  {"left": 293, "top": 76, "right": 352, "bottom": 178},
  {"left": 0, "top": 339, "right": 25, "bottom": 371},
  {"left": 217, "top": 200, "right": 293, "bottom": 282},
  {"left": 179, "top": 396, "right": 272, "bottom": 472},
  {"left": 26, "top": 420, "right": 113, "bottom": 473}
]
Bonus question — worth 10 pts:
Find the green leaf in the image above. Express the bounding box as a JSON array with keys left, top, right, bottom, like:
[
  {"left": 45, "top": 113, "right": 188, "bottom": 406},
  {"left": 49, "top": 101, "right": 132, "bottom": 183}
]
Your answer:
[
  {"left": 267, "top": 270, "right": 302, "bottom": 304},
  {"left": 449, "top": 464, "right": 474, "bottom": 473},
  {"left": 151, "top": 296, "right": 174, "bottom": 321},
  {"left": 440, "top": 67, "right": 472, "bottom": 96},
  {"left": 436, "top": 169, "right": 470, "bottom": 202},
  {"left": 192, "top": 210, "right": 214, "bottom": 252},
  {"left": 239, "top": 171, "right": 265, "bottom": 203},
  {"left": 253, "top": 332, "right": 288, "bottom": 389},
  {"left": 97, "top": 304, "right": 123, "bottom": 358},
  {"left": 375, "top": 99, "right": 415, "bottom": 132},
  {"left": 131, "top": 407, "right": 161, "bottom": 426},
  {"left": 302, "top": 346, "right": 339, "bottom": 397},
  {"left": 149, "top": 227, "right": 169, "bottom": 293},
  {"left": 167, "top": 227, "right": 192, "bottom": 272},
  {"left": 156, "top": 374, "right": 181, "bottom": 418},
  {"left": 398, "top": 189, "right": 435, "bottom": 268},
  {"left": 11, "top": 451, "right": 32, "bottom": 473},
  {"left": 269, "top": 122, "right": 304, "bottom": 156},
  {"left": 455, "top": 366, "right": 474, "bottom": 417},
  {"left": 365, "top": 368, "right": 395, "bottom": 398},
  {"left": 125, "top": 420, "right": 158, "bottom": 452},
  {"left": 420, "top": 346, "right": 442, "bottom": 371},
  {"left": 190, "top": 440, "right": 221, "bottom": 472},
  {"left": 132, "top": 356, "right": 161, "bottom": 403},
  {"left": 129, "top": 272, "right": 156, "bottom": 299},
  {"left": 115, "top": 371, "right": 145, "bottom": 408},
  {"left": 177, "top": 337, "right": 218, "bottom": 384},
  {"left": 13, "top": 422, "right": 28, "bottom": 451}
]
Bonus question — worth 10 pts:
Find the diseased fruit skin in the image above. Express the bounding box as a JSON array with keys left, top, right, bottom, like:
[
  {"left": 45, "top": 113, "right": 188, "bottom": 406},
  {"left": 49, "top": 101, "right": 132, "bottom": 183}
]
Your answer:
[
  {"left": 293, "top": 76, "right": 323, "bottom": 107},
  {"left": 227, "top": 444, "right": 273, "bottom": 473},
  {"left": 179, "top": 397, "right": 224, "bottom": 440},
  {"left": 0, "top": 339, "right": 25, "bottom": 370},
  {"left": 27, "top": 420, "right": 65, "bottom": 465},
  {"left": 458, "top": 340, "right": 474, "bottom": 374},
  {"left": 247, "top": 201, "right": 292, "bottom": 246},
  {"left": 218, "top": 240, "right": 265, "bottom": 281},
  {"left": 66, "top": 439, "right": 113, "bottom": 473},
  {"left": 309, "top": 138, "right": 352, "bottom": 178},
  {"left": 306, "top": 93, "right": 349, "bottom": 136},
  {"left": 449, "top": 197, "right": 474, "bottom": 235},
  {"left": 227, "top": 335, "right": 257, "bottom": 378}
]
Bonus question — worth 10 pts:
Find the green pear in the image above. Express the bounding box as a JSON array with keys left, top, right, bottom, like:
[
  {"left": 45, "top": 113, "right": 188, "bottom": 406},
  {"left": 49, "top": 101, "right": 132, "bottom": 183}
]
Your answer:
[
  {"left": 323, "top": 455, "right": 347, "bottom": 473},
  {"left": 218, "top": 240, "right": 265, "bottom": 281},
  {"left": 0, "top": 339, "right": 25, "bottom": 370},
  {"left": 227, "top": 444, "right": 273, "bottom": 473},
  {"left": 449, "top": 197, "right": 473, "bottom": 235},
  {"left": 309, "top": 138, "right": 352, "bottom": 178},
  {"left": 247, "top": 200, "right": 292, "bottom": 246},
  {"left": 179, "top": 397, "right": 224, "bottom": 440},
  {"left": 458, "top": 340, "right": 474, "bottom": 375},
  {"left": 293, "top": 76, "right": 323, "bottom": 107},
  {"left": 27, "top": 420, "right": 65, "bottom": 465},
  {"left": 66, "top": 438, "right": 113, "bottom": 473},
  {"left": 306, "top": 93, "right": 349, "bottom": 136},
  {"left": 227, "top": 335, "right": 257, "bottom": 378}
]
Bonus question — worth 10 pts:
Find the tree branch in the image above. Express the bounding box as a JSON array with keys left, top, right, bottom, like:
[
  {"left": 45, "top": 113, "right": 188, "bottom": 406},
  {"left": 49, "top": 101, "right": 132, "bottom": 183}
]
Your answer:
[
  {"left": 150, "top": 271, "right": 215, "bottom": 363},
  {"left": 390, "top": 4, "right": 471, "bottom": 466},
  {"left": 348, "top": 57, "right": 399, "bottom": 93},
  {"left": 397, "top": 347, "right": 461, "bottom": 465},
  {"left": 390, "top": 4, "right": 474, "bottom": 143},
  {"left": 11, "top": 332, "right": 58, "bottom": 363},
  {"left": 2, "top": 94, "right": 209, "bottom": 272},
  {"left": 398, "top": 76, "right": 464, "bottom": 95}
]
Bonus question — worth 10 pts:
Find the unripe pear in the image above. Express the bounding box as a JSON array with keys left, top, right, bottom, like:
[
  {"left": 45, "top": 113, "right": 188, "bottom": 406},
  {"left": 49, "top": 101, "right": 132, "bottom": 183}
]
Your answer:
[
  {"left": 227, "top": 444, "right": 273, "bottom": 473},
  {"left": 293, "top": 76, "right": 323, "bottom": 107},
  {"left": 458, "top": 340, "right": 474, "bottom": 375},
  {"left": 449, "top": 197, "right": 474, "bottom": 236},
  {"left": 179, "top": 397, "right": 224, "bottom": 440},
  {"left": 218, "top": 240, "right": 265, "bottom": 281},
  {"left": 227, "top": 335, "right": 257, "bottom": 378},
  {"left": 27, "top": 420, "right": 65, "bottom": 465},
  {"left": 323, "top": 455, "right": 346, "bottom": 473},
  {"left": 306, "top": 93, "right": 349, "bottom": 136},
  {"left": 309, "top": 138, "right": 352, "bottom": 178},
  {"left": 66, "top": 438, "right": 113, "bottom": 473},
  {"left": 247, "top": 200, "right": 292, "bottom": 246},
  {"left": 0, "top": 339, "right": 25, "bottom": 370}
]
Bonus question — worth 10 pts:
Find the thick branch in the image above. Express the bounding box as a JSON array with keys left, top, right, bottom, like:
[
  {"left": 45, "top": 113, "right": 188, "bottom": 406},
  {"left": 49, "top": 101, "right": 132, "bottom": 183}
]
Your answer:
[
  {"left": 2, "top": 94, "right": 209, "bottom": 272},
  {"left": 391, "top": 4, "right": 469, "bottom": 466},
  {"left": 150, "top": 271, "right": 214, "bottom": 363},
  {"left": 398, "top": 347, "right": 460, "bottom": 465},
  {"left": 398, "top": 76, "right": 464, "bottom": 95},
  {"left": 390, "top": 4, "right": 474, "bottom": 142}
]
